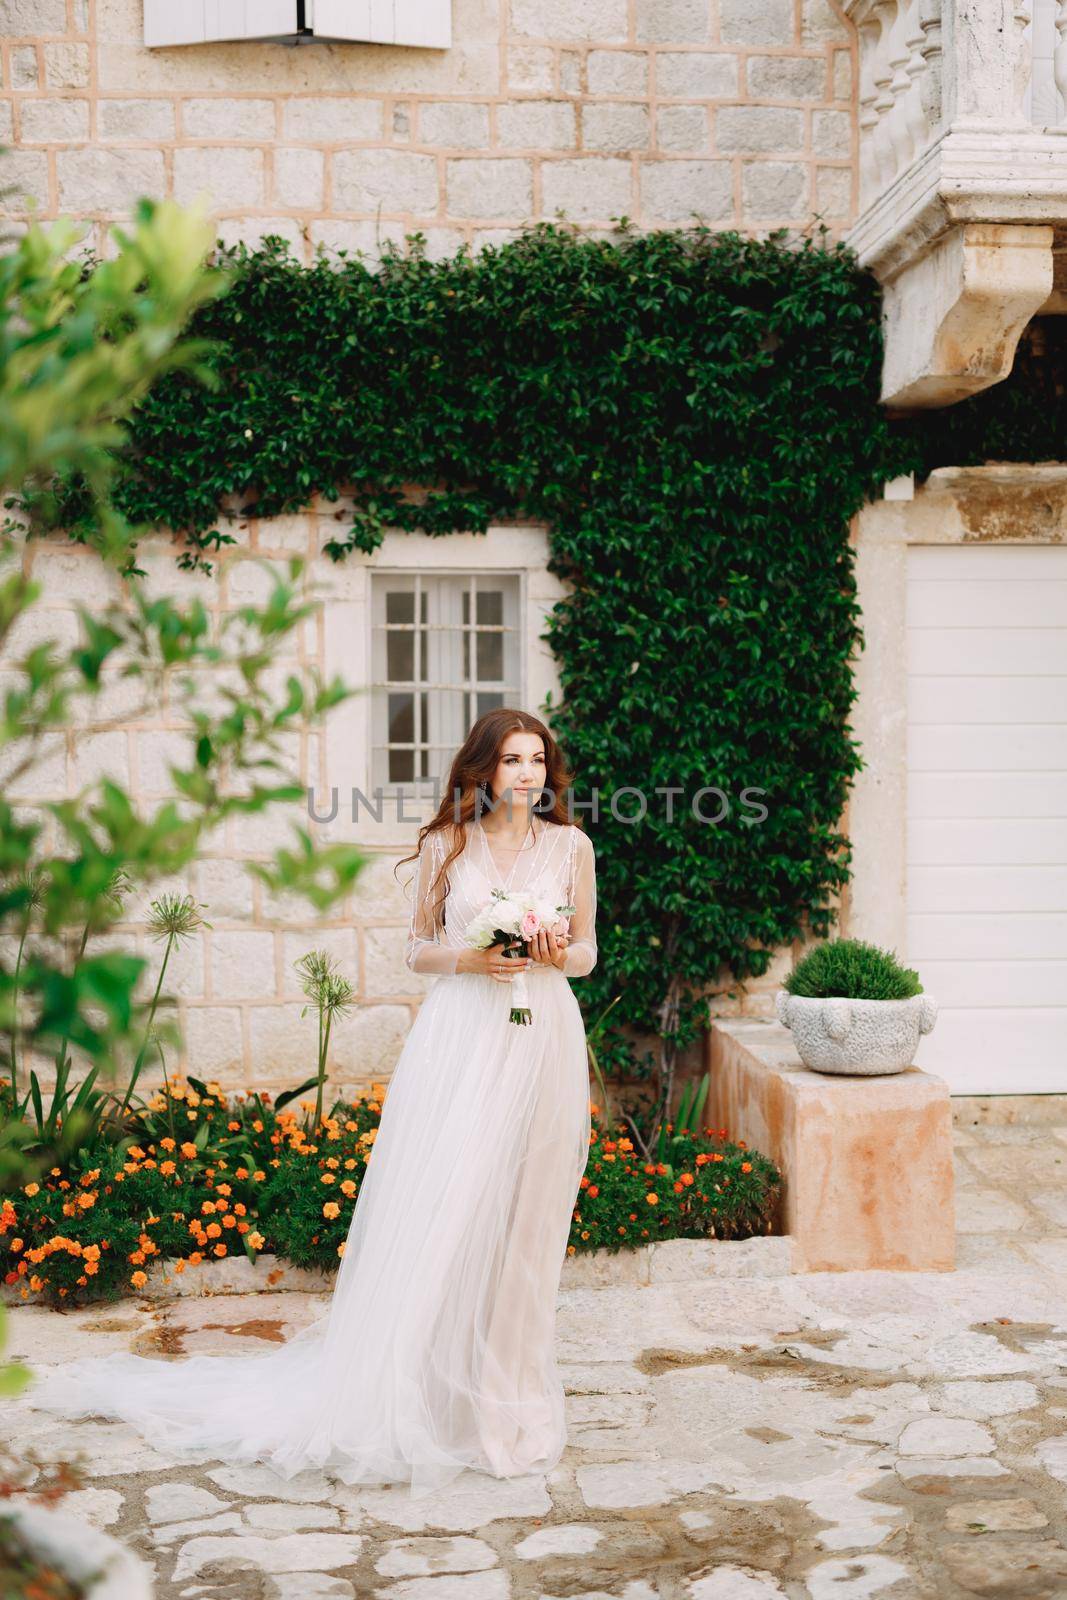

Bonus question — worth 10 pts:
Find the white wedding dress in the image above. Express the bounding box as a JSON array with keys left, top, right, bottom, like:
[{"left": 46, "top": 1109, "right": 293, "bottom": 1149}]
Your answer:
[{"left": 30, "top": 816, "right": 597, "bottom": 1499}]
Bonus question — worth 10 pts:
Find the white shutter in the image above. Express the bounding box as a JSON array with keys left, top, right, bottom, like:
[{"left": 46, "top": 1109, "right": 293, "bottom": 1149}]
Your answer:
[
  {"left": 309, "top": 0, "right": 451, "bottom": 46},
  {"left": 145, "top": 0, "right": 298, "bottom": 46}
]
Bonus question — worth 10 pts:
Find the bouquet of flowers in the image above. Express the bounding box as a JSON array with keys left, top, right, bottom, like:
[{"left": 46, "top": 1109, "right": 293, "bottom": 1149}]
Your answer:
[{"left": 464, "top": 884, "right": 575, "bottom": 1025}]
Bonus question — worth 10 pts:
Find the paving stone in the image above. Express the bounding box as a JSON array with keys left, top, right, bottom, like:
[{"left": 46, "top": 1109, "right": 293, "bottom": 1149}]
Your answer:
[
  {"left": 898, "top": 1417, "right": 996, "bottom": 1456},
  {"left": 1035, "top": 1434, "right": 1067, "bottom": 1482},
  {"left": 940, "top": 1538, "right": 1067, "bottom": 1595},
  {"left": 173, "top": 1531, "right": 363, "bottom": 1580},
  {"left": 804, "top": 1556, "right": 910, "bottom": 1598},
  {"left": 945, "top": 1497, "right": 1049, "bottom": 1532},
  {"left": 355, "top": 1472, "right": 551, "bottom": 1532},
  {"left": 208, "top": 1463, "right": 335, "bottom": 1501},
  {"left": 895, "top": 1456, "right": 1010, "bottom": 1482},
  {"left": 932, "top": 1379, "right": 1041, "bottom": 1419},
  {"left": 146, "top": 1482, "right": 233, "bottom": 1523},
  {"left": 380, "top": 1575, "right": 508, "bottom": 1600},
  {"left": 684, "top": 1568, "right": 787, "bottom": 1597},
  {"left": 153, "top": 1510, "right": 244, "bottom": 1543},
  {"left": 52, "top": 1487, "right": 124, "bottom": 1527},
  {"left": 514, "top": 1524, "right": 603, "bottom": 1558},
  {"left": 954, "top": 1186, "right": 1032, "bottom": 1233},
  {"left": 244, "top": 1502, "right": 341, "bottom": 1531},
  {"left": 271, "top": 1578, "right": 356, "bottom": 1600},
  {"left": 375, "top": 1536, "right": 498, "bottom": 1575}
]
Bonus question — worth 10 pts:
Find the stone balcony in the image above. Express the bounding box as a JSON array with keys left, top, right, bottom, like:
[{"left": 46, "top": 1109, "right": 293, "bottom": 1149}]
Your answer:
[{"left": 845, "top": 0, "right": 1067, "bottom": 408}]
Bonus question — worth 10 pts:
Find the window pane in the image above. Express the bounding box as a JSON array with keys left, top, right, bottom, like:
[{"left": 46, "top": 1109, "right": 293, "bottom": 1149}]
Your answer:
[
  {"left": 477, "top": 690, "right": 504, "bottom": 718},
  {"left": 476, "top": 590, "right": 502, "bottom": 625},
  {"left": 476, "top": 627, "right": 503, "bottom": 681},
  {"left": 386, "top": 626, "right": 414, "bottom": 681},
  {"left": 386, "top": 591, "right": 414, "bottom": 624}
]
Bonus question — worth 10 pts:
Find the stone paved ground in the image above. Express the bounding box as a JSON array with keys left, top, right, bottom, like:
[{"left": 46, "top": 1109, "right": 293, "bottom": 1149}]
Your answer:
[{"left": 7, "top": 1118, "right": 1067, "bottom": 1600}]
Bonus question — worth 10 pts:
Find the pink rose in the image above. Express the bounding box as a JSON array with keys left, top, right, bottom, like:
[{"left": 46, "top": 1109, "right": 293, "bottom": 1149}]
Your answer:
[{"left": 520, "top": 910, "right": 540, "bottom": 939}]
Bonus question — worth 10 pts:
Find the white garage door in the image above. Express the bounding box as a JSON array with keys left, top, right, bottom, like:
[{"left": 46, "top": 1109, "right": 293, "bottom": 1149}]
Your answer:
[{"left": 906, "top": 543, "right": 1067, "bottom": 1094}]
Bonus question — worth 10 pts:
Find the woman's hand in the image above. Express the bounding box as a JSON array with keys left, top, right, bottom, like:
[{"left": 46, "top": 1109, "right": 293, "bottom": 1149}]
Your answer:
[
  {"left": 458, "top": 940, "right": 533, "bottom": 982},
  {"left": 524, "top": 927, "right": 570, "bottom": 970}
]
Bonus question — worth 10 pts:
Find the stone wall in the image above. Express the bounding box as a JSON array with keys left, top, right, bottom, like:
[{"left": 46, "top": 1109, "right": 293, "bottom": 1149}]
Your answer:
[
  {"left": 1, "top": 0, "right": 855, "bottom": 256},
  {"left": 1, "top": 0, "right": 850, "bottom": 1092}
]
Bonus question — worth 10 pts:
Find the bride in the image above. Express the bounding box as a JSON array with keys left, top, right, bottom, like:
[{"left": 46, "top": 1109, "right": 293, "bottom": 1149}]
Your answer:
[{"left": 31, "top": 708, "right": 598, "bottom": 1500}]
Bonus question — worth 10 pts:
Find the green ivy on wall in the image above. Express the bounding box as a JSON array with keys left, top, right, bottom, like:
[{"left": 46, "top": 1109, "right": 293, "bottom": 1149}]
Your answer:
[{"left": 51, "top": 223, "right": 919, "bottom": 1100}]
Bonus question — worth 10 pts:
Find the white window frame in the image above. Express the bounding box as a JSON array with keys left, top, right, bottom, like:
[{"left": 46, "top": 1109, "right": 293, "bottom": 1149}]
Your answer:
[
  {"left": 144, "top": 0, "right": 451, "bottom": 49},
  {"left": 319, "top": 523, "right": 565, "bottom": 848},
  {"left": 368, "top": 570, "right": 524, "bottom": 798}
]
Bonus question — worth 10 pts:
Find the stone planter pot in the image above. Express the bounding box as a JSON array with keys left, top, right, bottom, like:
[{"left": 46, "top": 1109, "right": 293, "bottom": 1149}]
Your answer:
[
  {"left": 774, "top": 990, "right": 938, "bottom": 1076},
  {"left": 2, "top": 1503, "right": 154, "bottom": 1600}
]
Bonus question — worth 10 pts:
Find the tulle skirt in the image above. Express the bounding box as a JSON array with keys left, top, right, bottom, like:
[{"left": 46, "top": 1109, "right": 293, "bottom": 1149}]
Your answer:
[{"left": 30, "top": 967, "right": 592, "bottom": 1500}]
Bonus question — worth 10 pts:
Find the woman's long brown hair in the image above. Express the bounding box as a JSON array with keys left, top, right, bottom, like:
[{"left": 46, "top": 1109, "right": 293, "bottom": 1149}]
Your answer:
[{"left": 394, "top": 708, "right": 578, "bottom": 918}]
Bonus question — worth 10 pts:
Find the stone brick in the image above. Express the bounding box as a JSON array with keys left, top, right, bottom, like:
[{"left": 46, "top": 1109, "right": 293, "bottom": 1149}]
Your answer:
[
  {"left": 274, "top": 146, "right": 324, "bottom": 209},
  {"left": 741, "top": 159, "right": 808, "bottom": 219},
  {"left": 141, "top": 935, "right": 204, "bottom": 1001},
  {"left": 640, "top": 158, "right": 732, "bottom": 223},
  {"left": 802, "top": 0, "right": 850, "bottom": 43},
  {"left": 363, "top": 926, "right": 422, "bottom": 997},
  {"left": 330, "top": 1003, "right": 412, "bottom": 1077},
  {"left": 559, "top": 51, "right": 581, "bottom": 94},
  {"left": 333, "top": 148, "right": 438, "bottom": 215},
  {"left": 510, "top": 0, "right": 627, "bottom": 43},
  {"left": 812, "top": 107, "right": 850, "bottom": 157},
  {"left": 0, "top": 0, "right": 65, "bottom": 31},
  {"left": 747, "top": 54, "right": 827, "bottom": 100},
  {"left": 497, "top": 100, "right": 575, "bottom": 150},
  {"left": 172, "top": 146, "right": 264, "bottom": 208},
  {"left": 5, "top": 149, "right": 50, "bottom": 209},
  {"left": 42, "top": 42, "right": 90, "bottom": 88},
  {"left": 11, "top": 46, "right": 37, "bottom": 88},
  {"left": 541, "top": 157, "right": 630, "bottom": 220},
  {"left": 419, "top": 101, "right": 490, "bottom": 148},
  {"left": 656, "top": 52, "right": 739, "bottom": 98},
  {"left": 833, "top": 48, "right": 852, "bottom": 101},
  {"left": 716, "top": 105, "right": 803, "bottom": 153},
  {"left": 350, "top": 854, "right": 412, "bottom": 920},
  {"left": 248, "top": 1001, "right": 322, "bottom": 1080},
  {"left": 284, "top": 98, "right": 383, "bottom": 142},
  {"left": 507, "top": 46, "right": 554, "bottom": 94},
  {"left": 194, "top": 857, "right": 255, "bottom": 921},
  {"left": 136, "top": 729, "right": 194, "bottom": 793},
  {"left": 582, "top": 102, "right": 649, "bottom": 152},
  {"left": 182, "top": 97, "right": 275, "bottom": 140},
  {"left": 56, "top": 147, "right": 165, "bottom": 212},
  {"left": 20, "top": 98, "right": 90, "bottom": 142},
  {"left": 635, "top": 0, "right": 711, "bottom": 44},
  {"left": 209, "top": 930, "right": 278, "bottom": 1001},
  {"left": 656, "top": 105, "right": 708, "bottom": 153},
  {"left": 309, "top": 218, "right": 408, "bottom": 261},
  {"left": 446, "top": 157, "right": 532, "bottom": 218},
  {"left": 99, "top": 98, "right": 176, "bottom": 141},
  {"left": 586, "top": 50, "right": 648, "bottom": 96},
  {"left": 72, "top": 729, "right": 129, "bottom": 790},
  {"left": 815, "top": 163, "right": 852, "bottom": 217},
  {"left": 214, "top": 217, "right": 305, "bottom": 253},
  {"left": 719, "top": 0, "right": 794, "bottom": 46},
  {"left": 182, "top": 1005, "right": 244, "bottom": 1079},
  {"left": 0, "top": 100, "right": 11, "bottom": 140}
]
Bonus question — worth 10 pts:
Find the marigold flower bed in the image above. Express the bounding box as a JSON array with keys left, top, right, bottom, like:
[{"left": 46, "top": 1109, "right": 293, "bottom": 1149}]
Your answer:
[{"left": 1, "top": 1079, "right": 781, "bottom": 1307}]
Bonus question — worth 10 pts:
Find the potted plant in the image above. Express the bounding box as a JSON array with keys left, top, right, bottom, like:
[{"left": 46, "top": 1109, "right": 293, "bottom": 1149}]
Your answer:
[{"left": 774, "top": 938, "right": 937, "bottom": 1076}]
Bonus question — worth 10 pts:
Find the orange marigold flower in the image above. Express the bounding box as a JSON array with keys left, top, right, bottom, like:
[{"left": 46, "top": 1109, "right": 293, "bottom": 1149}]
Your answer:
[
  {"left": 24, "top": 1183, "right": 39, "bottom": 1197},
  {"left": 159, "top": 1161, "right": 176, "bottom": 1176},
  {"left": 586, "top": 1184, "right": 599, "bottom": 1198},
  {"left": 740, "top": 1161, "right": 752, "bottom": 1173},
  {"left": 130, "top": 1270, "right": 148, "bottom": 1289},
  {"left": 247, "top": 1232, "right": 265, "bottom": 1251},
  {"left": 84, "top": 1260, "right": 99, "bottom": 1277},
  {"left": 213, "top": 1243, "right": 227, "bottom": 1258},
  {"left": 216, "top": 1184, "right": 232, "bottom": 1196},
  {"left": 680, "top": 1172, "right": 694, "bottom": 1186},
  {"left": 205, "top": 1222, "right": 222, "bottom": 1239},
  {"left": 337, "top": 1243, "right": 346, "bottom": 1257},
  {"left": 187, "top": 1252, "right": 203, "bottom": 1266},
  {"left": 645, "top": 1192, "right": 659, "bottom": 1205},
  {"left": 159, "top": 1137, "right": 176, "bottom": 1151},
  {"left": 201, "top": 1200, "right": 217, "bottom": 1214},
  {"left": 234, "top": 1202, "right": 247, "bottom": 1216},
  {"left": 253, "top": 1170, "right": 266, "bottom": 1182},
  {"left": 340, "top": 1180, "right": 356, "bottom": 1198},
  {"left": 321, "top": 1173, "right": 336, "bottom": 1185},
  {"left": 235, "top": 1167, "right": 249, "bottom": 1180},
  {"left": 180, "top": 1143, "right": 197, "bottom": 1159},
  {"left": 222, "top": 1214, "right": 236, "bottom": 1230},
  {"left": 322, "top": 1201, "right": 341, "bottom": 1219},
  {"left": 673, "top": 1182, "right": 683, "bottom": 1193}
]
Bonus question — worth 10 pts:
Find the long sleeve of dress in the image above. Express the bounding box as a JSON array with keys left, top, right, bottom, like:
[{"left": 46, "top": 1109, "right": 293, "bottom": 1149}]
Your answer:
[
  {"left": 561, "top": 829, "right": 597, "bottom": 978},
  {"left": 404, "top": 832, "right": 463, "bottom": 976}
]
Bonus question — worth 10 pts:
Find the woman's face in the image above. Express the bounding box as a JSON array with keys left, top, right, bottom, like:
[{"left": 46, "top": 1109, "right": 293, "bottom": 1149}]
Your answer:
[{"left": 486, "top": 732, "right": 547, "bottom": 815}]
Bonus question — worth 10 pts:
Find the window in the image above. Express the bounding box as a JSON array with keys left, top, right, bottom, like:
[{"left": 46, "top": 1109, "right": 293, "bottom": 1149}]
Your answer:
[
  {"left": 144, "top": 0, "right": 451, "bottom": 49},
  {"left": 370, "top": 572, "right": 522, "bottom": 793}
]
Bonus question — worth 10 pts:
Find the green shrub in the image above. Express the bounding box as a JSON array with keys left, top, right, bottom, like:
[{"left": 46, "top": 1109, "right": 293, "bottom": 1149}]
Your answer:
[
  {"left": 1, "top": 1076, "right": 780, "bottom": 1303},
  {"left": 783, "top": 938, "right": 922, "bottom": 1000}
]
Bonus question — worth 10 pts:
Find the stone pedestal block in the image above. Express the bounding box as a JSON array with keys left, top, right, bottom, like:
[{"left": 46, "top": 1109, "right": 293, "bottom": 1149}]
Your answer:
[{"left": 707, "top": 1018, "right": 956, "bottom": 1272}]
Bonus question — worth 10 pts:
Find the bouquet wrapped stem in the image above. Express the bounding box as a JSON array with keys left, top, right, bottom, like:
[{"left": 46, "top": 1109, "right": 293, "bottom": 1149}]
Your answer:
[{"left": 465, "top": 886, "right": 575, "bottom": 1027}]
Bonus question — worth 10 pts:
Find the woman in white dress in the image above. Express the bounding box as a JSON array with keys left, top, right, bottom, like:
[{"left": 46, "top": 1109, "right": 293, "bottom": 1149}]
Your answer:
[{"left": 31, "top": 709, "right": 598, "bottom": 1500}]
